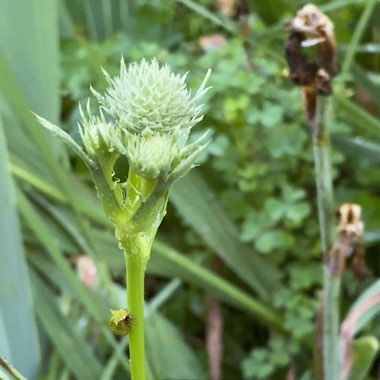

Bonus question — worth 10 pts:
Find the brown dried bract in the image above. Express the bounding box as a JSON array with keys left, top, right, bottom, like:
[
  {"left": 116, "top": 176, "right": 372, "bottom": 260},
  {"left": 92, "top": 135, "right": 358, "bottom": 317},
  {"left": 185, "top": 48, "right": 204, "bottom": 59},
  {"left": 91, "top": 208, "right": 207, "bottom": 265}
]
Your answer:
[
  {"left": 328, "top": 203, "right": 370, "bottom": 277},
  {"left": 351, "top": 241, "right": 371, "bottom": 278},
  {"left": 336, "top": 203, "right": 364, "bottom": 236},
  {"left": 215, "top": 0, "right": 248, "bottom": 19},
  {"left": 284, "top": 4, "right": 337, "bottom": 96}
]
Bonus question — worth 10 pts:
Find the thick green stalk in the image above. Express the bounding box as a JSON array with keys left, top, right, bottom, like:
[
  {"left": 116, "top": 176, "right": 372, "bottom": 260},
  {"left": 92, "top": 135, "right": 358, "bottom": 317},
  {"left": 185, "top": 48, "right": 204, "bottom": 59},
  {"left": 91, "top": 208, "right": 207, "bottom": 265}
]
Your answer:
[
  {"left": 117, "top": 168, "right": 164, "bottom": 380},
  {"left": 312, "top": 96, "right": 339, "bottom": 380},
  {"left": 125, "top": 249, "right": 147, "bottom": 380}
]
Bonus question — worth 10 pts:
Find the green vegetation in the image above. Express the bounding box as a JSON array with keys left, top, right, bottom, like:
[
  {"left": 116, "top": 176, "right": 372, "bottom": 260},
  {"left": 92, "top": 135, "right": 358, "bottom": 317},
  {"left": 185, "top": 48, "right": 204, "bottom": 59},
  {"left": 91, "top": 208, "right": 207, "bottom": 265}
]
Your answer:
[{"left": 0, "top": 1, "right": 380, "bottom": 379}]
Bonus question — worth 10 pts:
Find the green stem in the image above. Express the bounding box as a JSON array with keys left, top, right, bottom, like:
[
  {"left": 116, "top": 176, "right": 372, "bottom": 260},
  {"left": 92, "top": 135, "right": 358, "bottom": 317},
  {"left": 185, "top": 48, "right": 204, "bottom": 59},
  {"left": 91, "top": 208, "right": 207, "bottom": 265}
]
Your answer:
[
  {"left": 125, "top": 249, "right": 147, "bottom": 380},
  {"left": 312, "top": 96, "right": 339, "bottom": 380},
  {"left": 322, "top": 267, "right": 340, "bottom": 380},
  {"left": 115, "top": 168, "right": 165, "bottom": 380}
]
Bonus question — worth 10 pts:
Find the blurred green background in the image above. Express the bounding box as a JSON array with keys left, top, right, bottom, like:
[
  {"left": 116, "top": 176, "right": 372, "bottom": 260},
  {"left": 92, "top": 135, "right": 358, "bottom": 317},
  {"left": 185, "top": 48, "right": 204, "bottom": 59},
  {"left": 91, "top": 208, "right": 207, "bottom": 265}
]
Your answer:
[{"left": 0, "top": 0, "right": 379, "bottom": 379}]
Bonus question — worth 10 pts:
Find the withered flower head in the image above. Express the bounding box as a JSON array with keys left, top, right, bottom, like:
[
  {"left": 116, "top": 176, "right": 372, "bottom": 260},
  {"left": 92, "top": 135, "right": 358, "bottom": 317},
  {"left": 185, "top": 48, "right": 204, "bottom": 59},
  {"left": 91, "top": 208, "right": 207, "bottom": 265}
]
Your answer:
[{"left": 284, "top": 3, "right": 337, "bottom": 96}]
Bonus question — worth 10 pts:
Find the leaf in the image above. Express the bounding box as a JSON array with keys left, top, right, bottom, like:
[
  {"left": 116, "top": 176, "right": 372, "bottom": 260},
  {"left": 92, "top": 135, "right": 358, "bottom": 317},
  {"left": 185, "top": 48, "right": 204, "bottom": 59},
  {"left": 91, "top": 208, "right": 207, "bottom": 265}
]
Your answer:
[
  {"left": 150, "top": 241, "right": 283, "bottom": 330},
  {"left": 336, "top": 95, "right": 380, "bottom": 139},
  {"left": 31, "top": 272, "right": 103, "bottom": 380},
  {"left": 24, "top": 193, "right": 130, "bottom": 374},
  {"left": 0, "top": 0, "right": 59, "bottom": 123},
  {"left": 170, "top": 171, "right": 281, "bottom": 300},
  {"left": 340, "top": 280, "right": 380, "bottom": 379},
  {"left": 348, "top": 279, "right": 380, "bottom": 334},
  {"left": 255, "top": 230, "right": 294, "bottom": 254},
  {"left": 35, "top": 114, "right": 95, "bottom": 167},
  {"left": 10, "top": 156, "right": 108, "bottom": 225},
  {"left": 321, "top": 0, "right": 370, "bottom": 12},
  {"left": 0, "top": 117, "right": 41, "bottom": 378},
  {"left": 0, "top": 311, "right": 12, "bottom": 368},
  {"left": 348, "top": 336, "right": 379, "bottom": 380},
  {"left": 350, "top": 63, "right": 380, "bottom": 108},
  {"left": 16, "top": 190, "right": 131, "bottom": 374},
  {"left": 333, "top": 135, "right": 380, "bottom": 164},
  {"left": 340, "top": 0, "right": 377, "bottom": 79},
  {"left": 364, "top": 229, "right": 380, "bottom": 244},
  {"left": 145, "top": 311, "right": 205, "bottom": 380},
  {"left": 176, "top": 0, "right": 236, "bottom": 33}
]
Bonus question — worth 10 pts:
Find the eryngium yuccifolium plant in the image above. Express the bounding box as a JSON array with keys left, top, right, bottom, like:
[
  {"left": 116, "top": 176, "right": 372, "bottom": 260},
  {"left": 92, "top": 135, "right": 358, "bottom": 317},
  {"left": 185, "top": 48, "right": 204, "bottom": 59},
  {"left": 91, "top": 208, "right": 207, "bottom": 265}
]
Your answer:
[
  {"left": 36, "top": 57, "right": 212, "bottom": 257},
  {"left": 37, "top": 59, "right": 211, "bottom": 380},
  {"left": 37, "top": 57, "right": 211, "bottom": 201},
  {"left": 100, "top": 59, "right": 211, "bottom": 180}
]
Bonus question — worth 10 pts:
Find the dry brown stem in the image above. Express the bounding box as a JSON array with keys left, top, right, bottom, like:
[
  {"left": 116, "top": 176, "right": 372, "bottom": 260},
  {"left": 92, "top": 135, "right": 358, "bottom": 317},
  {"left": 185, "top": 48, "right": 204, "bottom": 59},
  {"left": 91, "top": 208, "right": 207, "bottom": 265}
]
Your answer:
[{"left": 206, "top": 295, "right": 224, "bottom": 380}]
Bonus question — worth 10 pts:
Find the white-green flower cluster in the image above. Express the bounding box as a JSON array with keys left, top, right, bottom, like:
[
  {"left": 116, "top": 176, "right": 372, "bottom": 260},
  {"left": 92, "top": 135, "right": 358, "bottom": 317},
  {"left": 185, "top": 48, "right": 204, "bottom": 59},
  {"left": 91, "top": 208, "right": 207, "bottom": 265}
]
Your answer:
[
  {"left": 78, "top": 102, "right": 121, "bottom": 158},
  {"left": 82, "top": 58, "right": 211, "bottom": 180},
  {"left": 94, "top": 58, "right": 208, "bottom": 134}
]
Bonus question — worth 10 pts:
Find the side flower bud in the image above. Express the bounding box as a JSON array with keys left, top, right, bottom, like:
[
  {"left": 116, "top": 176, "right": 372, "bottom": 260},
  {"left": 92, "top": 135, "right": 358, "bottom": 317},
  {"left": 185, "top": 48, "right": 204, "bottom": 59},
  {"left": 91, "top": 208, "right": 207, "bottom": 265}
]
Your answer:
[
  {"left": 78, "top": 102, "right": 122, "bottom": 159},
  {"left": 109, "top": 309, "right": 133, "bottom": 336}
]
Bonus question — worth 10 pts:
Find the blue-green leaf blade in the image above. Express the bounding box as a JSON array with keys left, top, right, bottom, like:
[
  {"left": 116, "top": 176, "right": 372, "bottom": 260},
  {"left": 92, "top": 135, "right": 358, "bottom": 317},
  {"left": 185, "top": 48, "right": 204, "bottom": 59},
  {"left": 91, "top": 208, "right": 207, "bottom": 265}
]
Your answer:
[{"left": 0, "top": 117, "right": 41, "bottom": 377}]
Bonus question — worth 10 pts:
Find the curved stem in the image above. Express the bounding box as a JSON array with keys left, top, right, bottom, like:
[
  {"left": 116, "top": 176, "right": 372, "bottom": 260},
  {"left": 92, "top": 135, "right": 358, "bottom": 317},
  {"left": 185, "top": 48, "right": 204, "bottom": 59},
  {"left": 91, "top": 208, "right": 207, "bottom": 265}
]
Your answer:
[{"left": 125, "top": 250, "right": 147, "bottom": 380}]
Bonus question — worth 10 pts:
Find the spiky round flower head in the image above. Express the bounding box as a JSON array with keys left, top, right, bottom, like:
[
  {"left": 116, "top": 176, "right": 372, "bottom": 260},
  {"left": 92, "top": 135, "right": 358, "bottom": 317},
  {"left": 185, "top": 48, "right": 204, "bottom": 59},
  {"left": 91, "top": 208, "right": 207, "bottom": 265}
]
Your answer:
[
  {"left": 89, "top": 58, "right": 211, "bottom": 181},
  {"left": 93, "top": 58, "right": 210, "bottom": 135}
]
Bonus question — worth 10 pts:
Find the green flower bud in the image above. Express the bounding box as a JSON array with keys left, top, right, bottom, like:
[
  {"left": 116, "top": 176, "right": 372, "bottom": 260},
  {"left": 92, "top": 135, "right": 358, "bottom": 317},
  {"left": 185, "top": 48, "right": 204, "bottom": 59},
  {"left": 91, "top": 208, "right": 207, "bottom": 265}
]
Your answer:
[
  {"left": 109, "top": 309, "right": 133, "bottom": 336},
  {"left": 123, "top": 131, "right": 176, "bottom": 179},
  {"left": 78, "top": 102, "right": 121, "bottom": 158}
]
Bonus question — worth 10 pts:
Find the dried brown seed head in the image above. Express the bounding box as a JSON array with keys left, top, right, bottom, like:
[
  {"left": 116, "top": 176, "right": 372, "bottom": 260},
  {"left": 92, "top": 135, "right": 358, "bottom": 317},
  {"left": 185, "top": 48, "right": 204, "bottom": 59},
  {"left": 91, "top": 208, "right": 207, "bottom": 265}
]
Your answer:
[
  {"left": 284, "top": 3, "right": 337, "bottom": 96},
  {"left": 336, "top": 203, "right": 364, "bottom": 237}
]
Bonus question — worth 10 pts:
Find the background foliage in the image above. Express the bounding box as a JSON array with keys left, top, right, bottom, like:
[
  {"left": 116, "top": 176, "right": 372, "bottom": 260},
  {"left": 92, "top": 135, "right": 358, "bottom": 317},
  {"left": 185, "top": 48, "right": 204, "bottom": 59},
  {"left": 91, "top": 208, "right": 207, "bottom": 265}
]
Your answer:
[{"left": 0, "top": 0, "right": 380, "bottom": 379}]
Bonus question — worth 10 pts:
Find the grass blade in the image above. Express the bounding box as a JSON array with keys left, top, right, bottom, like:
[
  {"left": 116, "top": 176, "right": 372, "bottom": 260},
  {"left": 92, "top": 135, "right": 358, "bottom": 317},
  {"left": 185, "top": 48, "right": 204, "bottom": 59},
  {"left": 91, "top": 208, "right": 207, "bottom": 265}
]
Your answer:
[
  {"left": 333, "top": 135, "right": 380, "bottom": 163},
  {"left": 350, "top": 63, "right": 380, "bottom": 108},
  {"left": 31, "top": 272, "right": 103, "bottom": 380},
  {"left": 335, "top": 95, "right": 380, "bottom": 139},
  {"left": 176, "top": 0, "right": 236, "bottom": 33},
  {"left": 340, "top": 0, "right": 377, "bottom": 79}
]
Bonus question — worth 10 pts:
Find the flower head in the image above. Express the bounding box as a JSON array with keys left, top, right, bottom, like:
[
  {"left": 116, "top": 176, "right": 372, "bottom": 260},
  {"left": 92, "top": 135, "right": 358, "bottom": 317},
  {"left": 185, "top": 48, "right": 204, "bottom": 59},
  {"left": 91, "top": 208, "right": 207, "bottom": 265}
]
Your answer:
[
  {"left": 78, "top": 101, "right": 121, "bottom": 158},
  {"left": 93, "top": 58, "right": 210, "bottom": 135},
  {"left": 37, "top": 58, "right": 211, "bottom": 184},
  {"left": 90, "top": 58, "right": 211, "bottom": 182},
  {"left": 122, "top": 131, "right": 177, "bottom": 179}
]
